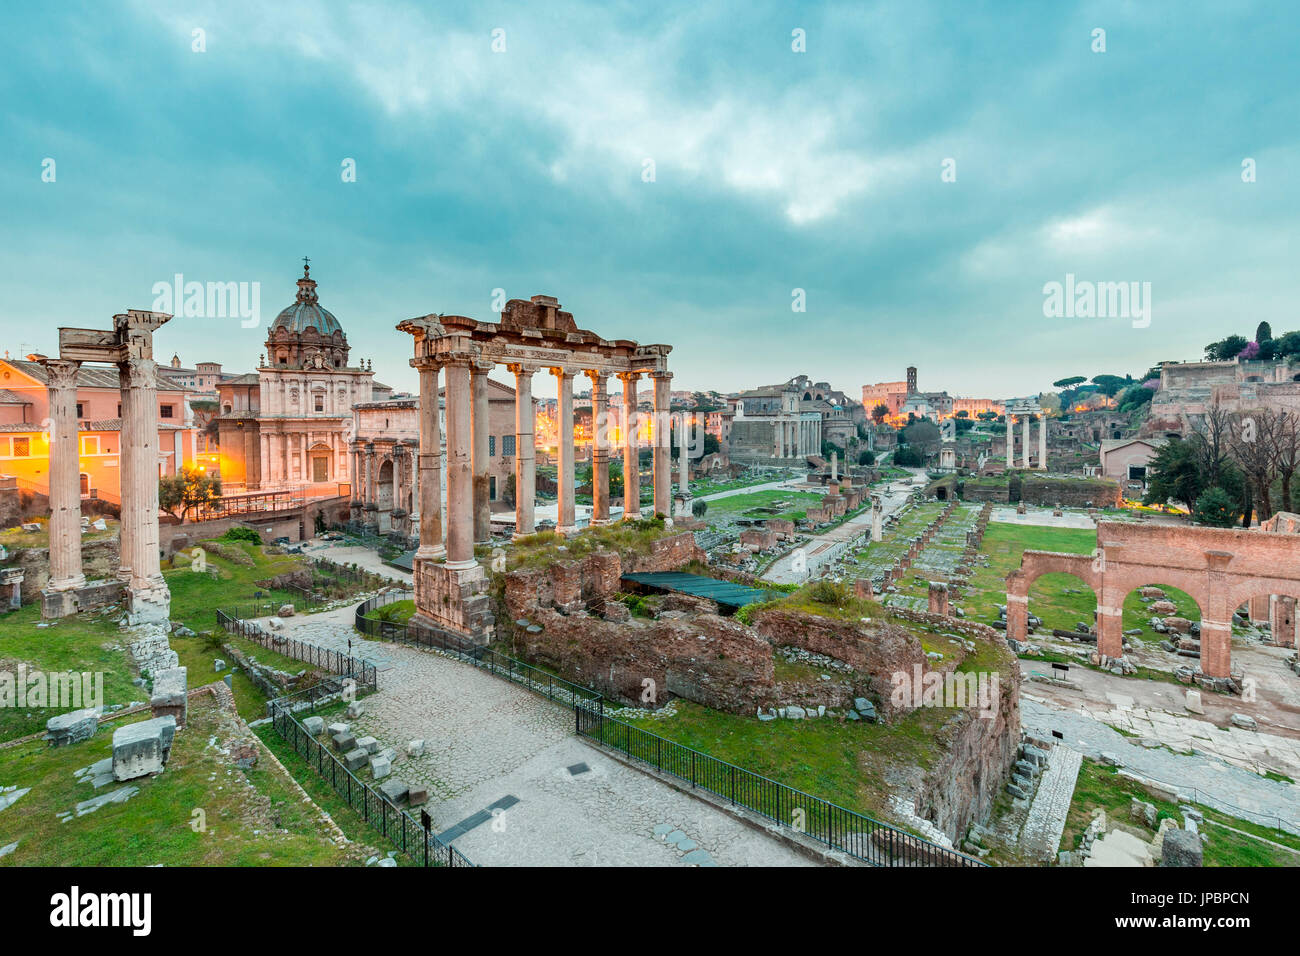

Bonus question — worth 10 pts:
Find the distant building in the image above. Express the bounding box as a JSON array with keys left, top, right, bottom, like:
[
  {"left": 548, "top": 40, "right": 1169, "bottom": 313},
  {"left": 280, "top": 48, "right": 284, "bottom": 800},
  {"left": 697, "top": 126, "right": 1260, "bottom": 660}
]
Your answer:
[
  {"left": 0, "top": 358, "right": 201, "bottom": 507},
  {"left": 215, "top": 262, "right": 381, "bottom": 491},
  {"left": 159, "top": 356, "right": 232, "bottom": 396}
]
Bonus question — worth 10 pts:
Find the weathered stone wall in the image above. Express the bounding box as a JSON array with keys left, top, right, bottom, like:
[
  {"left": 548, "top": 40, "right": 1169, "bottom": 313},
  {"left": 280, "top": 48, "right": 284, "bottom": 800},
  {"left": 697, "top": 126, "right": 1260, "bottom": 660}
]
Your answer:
[
  {"left": 13, "top": 538, "right": 120, "bottom": 602},
  {"left": 1020, "top": 476, "right": 1122, "bottom": 508},
  {"left": 750, "top": 609, "right": 927, "bottom": 721}
]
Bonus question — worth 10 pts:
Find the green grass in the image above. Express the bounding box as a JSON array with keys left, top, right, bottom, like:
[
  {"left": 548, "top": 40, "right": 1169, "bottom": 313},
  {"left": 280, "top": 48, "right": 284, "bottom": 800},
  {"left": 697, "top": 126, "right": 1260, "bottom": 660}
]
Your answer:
[
  {"left": 704, "top": 489, "right": 825, "bottom": 523},
  {"left": 504, "top": 518, "right": 675, "bottom": 571},
  {"left": 0, "top": 696, "right": 363, "bottom": 866},
  {"left": 0, "top": 517, "right": 119, "bottom": 551},
  {"left": 1062, "top": 758, "right": 1300, "bottom": 867},
  {"left": 611, "top": 698, "right": 956, "bottom": 825},
  {"left": 364, "top": 599, "right": 417, "bottom": 624}
]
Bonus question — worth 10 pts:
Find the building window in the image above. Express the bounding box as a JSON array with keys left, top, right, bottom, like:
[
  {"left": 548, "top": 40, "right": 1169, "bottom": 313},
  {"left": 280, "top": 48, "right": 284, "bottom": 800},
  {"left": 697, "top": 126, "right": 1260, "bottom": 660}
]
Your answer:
[
  {"left": 314, "top": 394, "right": 325, "bottom": 412},
  {"left": 503, "top": 434, "right": 516, "bottom": 456},
  {"left": 160, "top": 405, "right": 174, "bottom": 419},
  {"left": 11, "top": 437, "right": 30, "bottom": 457},
  {"left": 489, "top": 435, "right": 496, "bottom": 456},
  {"left": 1128, "top": 465, "right": 1147, "bottom": 481},
  {"left": 489, "top": 475, "right": 497, "bottom": 500},
  {"left": 75, "top": 402, "right": 84, "bottom": 418},
  {"left": 82, "top": 435, "right": 99, "bottom": 455}
]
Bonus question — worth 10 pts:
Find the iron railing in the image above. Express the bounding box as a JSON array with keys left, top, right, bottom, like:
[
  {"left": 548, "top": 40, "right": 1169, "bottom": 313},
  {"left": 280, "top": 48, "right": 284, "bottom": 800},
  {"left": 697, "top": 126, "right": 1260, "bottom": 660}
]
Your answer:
[
  {"left": 216, "top": 608, "right": 377, "bottom": 693},
  {"left": 351, "top": 591, "right": 980, "bottom": 867},
  {"left": 268, "top": 685, "right": 473, "bottom": 868}
]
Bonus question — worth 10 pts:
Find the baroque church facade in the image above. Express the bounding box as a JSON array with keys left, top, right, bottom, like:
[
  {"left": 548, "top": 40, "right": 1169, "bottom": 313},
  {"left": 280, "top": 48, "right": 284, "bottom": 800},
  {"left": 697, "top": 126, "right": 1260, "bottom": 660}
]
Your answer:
[{"left": 216, "top": 262, "right": 387, "bottom": 491}]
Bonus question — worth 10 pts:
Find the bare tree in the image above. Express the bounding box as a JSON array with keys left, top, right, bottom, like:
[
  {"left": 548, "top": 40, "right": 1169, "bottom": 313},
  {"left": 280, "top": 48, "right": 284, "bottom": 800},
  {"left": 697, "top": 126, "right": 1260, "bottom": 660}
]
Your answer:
[
  {"left": 1274, "top": 409, "right": 1300, "bottom": 514},
  {"left": 1191, "top": 402, "right": 1234, "bottom": 487},
  {"left": 1226, "top": 408, "right": 1280, "bottom": 521}
]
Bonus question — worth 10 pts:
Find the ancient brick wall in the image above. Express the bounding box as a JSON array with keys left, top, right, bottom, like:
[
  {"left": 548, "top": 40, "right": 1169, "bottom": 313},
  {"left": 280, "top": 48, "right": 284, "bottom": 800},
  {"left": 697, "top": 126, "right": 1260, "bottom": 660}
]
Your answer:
[{"left": 1020, "top": 476, "right": 1122, "bottom": 508}]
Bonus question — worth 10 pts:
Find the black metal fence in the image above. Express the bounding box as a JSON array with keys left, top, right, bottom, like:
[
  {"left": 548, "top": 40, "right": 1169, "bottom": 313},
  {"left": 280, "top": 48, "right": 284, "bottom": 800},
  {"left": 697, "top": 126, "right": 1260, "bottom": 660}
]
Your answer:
[
  {"left": 354, "top": 591, "right": 600, "bottom": 710},
  {"left": 268, "top": 685, "right": 473, "bottom": 868},
  {"left": 216, "top": 608, "right": 378, "bottom": 693},
  {"left": 352, "top": 592, "right": 980, "bottom": 868},
  {"left": 575, "top": 701, "right": 982, "bottom": 867}
]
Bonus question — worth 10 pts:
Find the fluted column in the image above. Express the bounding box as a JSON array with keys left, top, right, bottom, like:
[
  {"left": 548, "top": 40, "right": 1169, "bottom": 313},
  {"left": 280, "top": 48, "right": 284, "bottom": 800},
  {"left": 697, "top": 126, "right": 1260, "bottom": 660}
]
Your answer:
[
  {"left": 470, "top": 360, "right": 492, "bottom": 544},
  {"left": 509, "top": 364, "right": 536, "bottom": 537},
  {"left": 365, "top": 444, "right": 377, "bottom": 508},
  {"left": 553, "top": 366, "right": 576, "bottom": 535},
  {"left": 1022, "top": 415, "right": 1031, "bottom": 469},
  {"left": 1006, "top": 415, "right": 1014, "bottom": 468},
  {"left": 41, "top": 359, "right": 85, "bottom": 592},
  {"left": 416, "top": 358, "right": 445, "bottom": 558},
  {"left": 443, "top": 358, "right": 476, "bottom": 569},
  {"left": 118, "top": 358, "right": 166, "bottom": 594},
  {"left": 619, "top": 372, "right": 641, "bottom": 519},
  {"left": 678, "top": 413, "right": 689, "bottom": 493},
  {"left": 1039, "top": 416, "right": 1048, "bottom": 470},
  {"left": 587, "top": 370, "right": 610, "bottom": 525},
  {"left": 651, "top": 370, "right": 672, "bottom": 517}
]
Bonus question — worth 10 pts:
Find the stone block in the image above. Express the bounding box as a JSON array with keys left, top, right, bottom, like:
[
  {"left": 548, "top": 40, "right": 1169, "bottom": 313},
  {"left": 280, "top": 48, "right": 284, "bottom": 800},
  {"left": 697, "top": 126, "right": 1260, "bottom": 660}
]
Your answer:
[
  {"left": 407, "top": 785, "right": 429, "bottom": 806},
  {"left": 378, "top": 778, "right": 408, "bottom": 804},
  {"left": 1185, "top": 690, "right": 1204, "bottom": 714},
  {"left": 1161, "top": 829, "right": 1203, "bottom": 867},
  {"left": 303, "top": 716, "right": 325, "bottom": 736},
  {"left": 356, "top": 735, "right": 380, "bottom": 754},
  {"left": 327, "top": 722, "right": 350, "bottom": 736},
  {"left": 45, "top": 707, "right": 100, "bottom": 748},
  {"left": 346, "top": 701, "right": 364, "bottom": 718},
  {"left": 407, "top": 739, "right": 425, "bottom": 757},
  {"left": 370, "top": 755, "right": 392, "bottom": 780},
  {"left": 332, "top": 733, "right": 352, "bottom": 751},
  {"left": 343, "top": 748, "right": 369, "bottom": 772},
  {"left": 111, "top": 716, "right": 177, "bottom": 781},
  {"left": 149, "top": 666, "right": 188, "bottom": 726}
]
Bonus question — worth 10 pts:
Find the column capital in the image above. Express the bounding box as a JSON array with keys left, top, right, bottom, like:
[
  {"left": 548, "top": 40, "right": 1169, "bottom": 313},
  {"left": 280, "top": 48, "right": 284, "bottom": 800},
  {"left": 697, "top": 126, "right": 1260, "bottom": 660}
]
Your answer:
[
  {"left": 549, "top": 365, "right": 574, "bottom": 379},
  {"left": 410, "top": 356, "right": 442, "bottom": 372},
  {"left": 39, "top": 358, "right": 81, "bottom": 390},
  {"left": 584, "top": 368, "right": 609, "bottom": 387},
  {"left": 117, "top": 357, "right": 157, "bottom": 390},
  {"left": 648, "top": 369, "right": 673, "bottom": 382},
  {"left": 617, "top": 370, "right": 641, "bottom": 384},
  {"left": 471, "top": 358, "right": 495, "bottom": 374},
  {"left": 505, "top": 362, "right": 537, "bottom": 378}
]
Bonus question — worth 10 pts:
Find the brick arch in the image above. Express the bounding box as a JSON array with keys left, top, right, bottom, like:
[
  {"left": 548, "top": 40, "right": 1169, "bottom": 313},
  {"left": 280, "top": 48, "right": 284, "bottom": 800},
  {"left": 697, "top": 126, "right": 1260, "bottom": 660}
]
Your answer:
[
  {"left": 1008, "top": 521, "right": 1300, "bottom": 677},
  {"left": 1006, "top": 552, "right": 1101, "bottom": 643}
]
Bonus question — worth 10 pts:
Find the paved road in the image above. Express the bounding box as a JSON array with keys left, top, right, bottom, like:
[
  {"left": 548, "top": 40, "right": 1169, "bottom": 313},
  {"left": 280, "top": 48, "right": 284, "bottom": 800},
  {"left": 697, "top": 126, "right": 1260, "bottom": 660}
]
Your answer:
[
  {"left": 264, "top": 606, "right": 815, "bottom": 866},
  {"left": 1021, "top": 697, "right": 1300, "bottom": 834},
  {"left": 760, "top": 468, "right": 928, "bottom": 585}
]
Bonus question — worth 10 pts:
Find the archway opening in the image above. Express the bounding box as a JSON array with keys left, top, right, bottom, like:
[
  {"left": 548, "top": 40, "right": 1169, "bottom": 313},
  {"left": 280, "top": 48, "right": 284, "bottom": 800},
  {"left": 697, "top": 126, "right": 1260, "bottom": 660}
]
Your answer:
[
  {"left": 1027, "top": 572, "right": 1098, "bottom": 635},
  {"left": 1234, "top": 592, "right": 1300, "bottom": 649},
  {"left": 1121, "top": 583, "right": 1202, "bottom": 648}
]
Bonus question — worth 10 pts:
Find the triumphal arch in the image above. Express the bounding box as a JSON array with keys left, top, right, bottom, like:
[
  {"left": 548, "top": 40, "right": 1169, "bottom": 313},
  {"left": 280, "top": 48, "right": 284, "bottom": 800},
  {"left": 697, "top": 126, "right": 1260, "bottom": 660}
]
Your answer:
[{"left": 398, "top": 294, "right": 673, "bottom": 642}]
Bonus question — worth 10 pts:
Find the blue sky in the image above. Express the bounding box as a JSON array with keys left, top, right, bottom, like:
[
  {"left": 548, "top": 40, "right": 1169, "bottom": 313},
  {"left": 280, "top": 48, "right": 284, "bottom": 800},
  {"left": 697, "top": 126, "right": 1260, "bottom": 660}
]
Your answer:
[{"left": 2, "top": 0, "right": 1297, "bottom": 400}]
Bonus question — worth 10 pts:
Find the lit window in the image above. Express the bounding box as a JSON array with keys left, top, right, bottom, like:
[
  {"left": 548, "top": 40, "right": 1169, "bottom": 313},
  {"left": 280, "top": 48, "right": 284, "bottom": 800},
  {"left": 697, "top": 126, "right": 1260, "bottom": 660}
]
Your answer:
[{"left": 11, "top": 437, "right": 30, "bottom": 457}]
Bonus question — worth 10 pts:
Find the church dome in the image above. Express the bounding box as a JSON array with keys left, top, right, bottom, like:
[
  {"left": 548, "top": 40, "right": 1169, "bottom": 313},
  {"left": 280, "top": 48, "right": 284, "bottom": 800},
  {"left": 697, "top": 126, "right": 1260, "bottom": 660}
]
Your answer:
[{"left": 271, "top": 260, "right": 343, "bottom": 336}]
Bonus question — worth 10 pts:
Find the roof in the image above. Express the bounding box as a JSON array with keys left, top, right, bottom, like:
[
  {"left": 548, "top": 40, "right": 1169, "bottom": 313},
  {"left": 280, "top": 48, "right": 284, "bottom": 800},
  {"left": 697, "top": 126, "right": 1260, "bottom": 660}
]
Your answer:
[
  {"left": 1100, "top": 437, "right": 1167, "bottom": 454},
  {"left": 220, "top": 373, "right": 260, "bottom": 387},
  {"left": 269, "top": 263, "right": 344, "bottom": 337},
  {"left": 620, "top": 571, "right": 772, "bottom": 610},
  {"left": 0, "top": 388, "right": 30, "bottom": 404},
  {"left": 2, "top": 359, "right": 191, "bottom": 395}
]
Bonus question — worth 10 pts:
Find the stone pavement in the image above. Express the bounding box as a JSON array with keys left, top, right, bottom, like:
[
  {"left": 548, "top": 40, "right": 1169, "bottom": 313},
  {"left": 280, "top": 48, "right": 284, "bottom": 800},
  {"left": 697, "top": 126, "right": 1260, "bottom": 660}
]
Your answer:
[
  {"left": 1021, "top": 697, "right": 1300, "bottom": 834},
  {"left": 1018, "top": 745, "right": 1082, "bottom": 861},
  {"left": 321, "top": 640, "right": 815, "bottom": 866}
]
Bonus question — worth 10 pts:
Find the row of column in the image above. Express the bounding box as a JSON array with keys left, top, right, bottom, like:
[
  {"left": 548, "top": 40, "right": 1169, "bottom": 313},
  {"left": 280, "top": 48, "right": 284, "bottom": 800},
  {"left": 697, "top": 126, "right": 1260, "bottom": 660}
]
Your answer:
[
  {"left": 259, "top": 430, "right": 344, "bottom": 486},
  {"left": 774, "top": 417, "right": 819, "bottom": 458},
  {"left": 411, "top": 357, "right": 673, "bottom": 566},
  {"left": 1005, "top": 414, "right": 1048, "bottom": 470},
  {"left": 348, "top": 440, "right": 416, "bottom": 513},
  {"left": 42, "top": 356, "right": 166, "bottom": 597}
]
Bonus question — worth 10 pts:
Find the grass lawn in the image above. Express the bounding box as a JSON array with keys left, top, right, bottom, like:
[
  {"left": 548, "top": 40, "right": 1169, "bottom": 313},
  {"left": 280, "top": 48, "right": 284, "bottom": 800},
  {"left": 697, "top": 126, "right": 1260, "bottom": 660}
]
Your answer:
[
  {"left": 611, "top": 698, "right": 957, "bottom": 827},
  {"left": 0, "top": 695, "right": 364, "bottom": 866},
  {"left": 704, "top": 489, "right": 824, "bottom": 524},
  {"left": 1062, "top": 758, "right": 1300, "bottom": 867},
  {"left": 363, "top": 599, "right": 416, "bottom": 624}
]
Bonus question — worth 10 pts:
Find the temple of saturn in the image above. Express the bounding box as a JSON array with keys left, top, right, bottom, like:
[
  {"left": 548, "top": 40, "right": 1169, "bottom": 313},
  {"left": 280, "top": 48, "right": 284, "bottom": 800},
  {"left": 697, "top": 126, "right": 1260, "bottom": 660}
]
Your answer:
[
  {"left": 41, "top": 310, "right": 172, "bottom": 624},
  {"left": 398, "top": 295, "right": 673, "bottom": 642},
  {"left": 1005, "top": 399, "right": 1047, "bottom": 470}
]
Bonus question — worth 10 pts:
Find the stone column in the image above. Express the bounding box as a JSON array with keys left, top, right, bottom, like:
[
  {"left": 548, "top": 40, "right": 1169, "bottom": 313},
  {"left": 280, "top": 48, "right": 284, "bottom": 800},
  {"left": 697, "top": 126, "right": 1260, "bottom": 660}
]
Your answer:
[
  {"left": 651, "top": 371, "right": 672, "bottom": 516},
  {"left": 1006, "top": 415, "right": 1014, "bottom": 469},
  {"left": 678, "top": 413, "right": 689, "bottom": 493},
  {"left": 619, "top": 372, "right": 641, "bottom": 519},
  {"left": 348, "top": 444, "right": 360, "bottom": 517},
  {"left": 1022, "top": 415, "right": 1031, "bottom": 469},
  {"left": 1039, "top": 417, "right": 1048, "bottom": 471},
  {"left": 118, "top": 357, "right": 169, "bottom": 624},
  {"left": 365, "top": 444, "right": 377, "bottom": 508},
  {"left": 554, "top": 366, "right": 576, "bottom": 535},
  {"left": 509, "top": 364, "right": 536, "bottom": 537},
  {"left": 587, "top": 370, "right": 610, "bottom": 525},
  {"left": 443, "top": 358, "right": 476, "bottom": 570},
  {"left": 470, "top": 360, "right": 492, "bottom": 544},
  {"left": 41, "top": 359, "right": 85, "bottom": 593},
  {"left": 415, "top": 359, "right": 445, "bottom": 558},
  {"left": 260, "top": 433, "right": 271, "bottom": 490}
]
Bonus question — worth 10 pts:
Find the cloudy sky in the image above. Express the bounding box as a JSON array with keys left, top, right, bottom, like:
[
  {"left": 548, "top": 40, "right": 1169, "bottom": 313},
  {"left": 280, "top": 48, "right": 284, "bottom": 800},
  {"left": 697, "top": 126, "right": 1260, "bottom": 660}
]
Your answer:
[{"left": 2, "top": 1, "right": 1297, "bottom": 400}]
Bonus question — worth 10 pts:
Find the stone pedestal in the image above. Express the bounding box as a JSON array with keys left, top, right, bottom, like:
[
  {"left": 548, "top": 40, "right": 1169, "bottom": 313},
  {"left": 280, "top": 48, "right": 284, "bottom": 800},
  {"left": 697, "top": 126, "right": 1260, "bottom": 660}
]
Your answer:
[
  {"left": 412, "top": 558, "right": 495, "bottom": 643},
  {"left": 673, "top": 490, "right": 695, "bottom": 519}
]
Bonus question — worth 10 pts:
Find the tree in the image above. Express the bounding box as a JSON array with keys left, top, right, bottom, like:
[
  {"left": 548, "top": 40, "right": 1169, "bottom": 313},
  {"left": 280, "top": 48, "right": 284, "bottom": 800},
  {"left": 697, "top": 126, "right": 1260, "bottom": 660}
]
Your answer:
[
  {"left": 1142, "top": 438, "right": 1206, "bottom": 510},
  {"left": 902, "top": 419, "right": 940, "bottom": 453},
  {"left": 977, "top": 410, "right": 998, "bottom": 421},
  {"left": 1256, "top": 321, "right": 1273, "bottom": 344},
  {"left": 1273, "top": 410, "right": 1300, "bottom": 514},
  {"left": 1227, "top": 409, "right": 1282, "bottom": 520},
  {"left": 871, "top": 403, "right": 889, "bottom": 424},
  {"left": 1192, "top": 486, "right": 1238, "bottom": 527},
  {"left": 691, "top": 499, "right": 708, "bottom": 518},
  {"left": 857, "top": 449, "right": 875, "bottom": 466},
  {"left": 1039, "top": 392, "right": 1062, "bottom": 416},
  {"left": 1091, "top": 374, "right": 1128, "bottom": 397},
  {"left": 158, "top": 466, "right": 222, "bottom": 520},
  {"left": 1204, "top": 335, "right": 1249, "bottom": 361},
  {"left": 1053, "top": 376, "right": 1086, "bottom": 389}
]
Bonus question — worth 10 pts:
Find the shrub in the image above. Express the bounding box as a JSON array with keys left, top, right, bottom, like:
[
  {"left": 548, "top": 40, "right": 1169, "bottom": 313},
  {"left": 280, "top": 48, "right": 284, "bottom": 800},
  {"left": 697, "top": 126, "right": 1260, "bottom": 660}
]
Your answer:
[
  {"left": 221, "top": 527, "right": 262, "bottom": 545},
  {"left": 1192, "top": 486, "right": 1237, "bottom": 527}
]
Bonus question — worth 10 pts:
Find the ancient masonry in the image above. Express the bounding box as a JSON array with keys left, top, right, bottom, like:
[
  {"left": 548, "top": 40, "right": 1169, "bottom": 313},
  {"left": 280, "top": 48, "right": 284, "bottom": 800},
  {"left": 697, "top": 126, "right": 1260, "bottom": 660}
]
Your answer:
[
  {"left": 1007, "top": 521, "right": 1300, "bottom": 683},
  {"left": 397, "top": 295, "right": 672, "bottom": 642},
  {"left": 1005, "top": 399, "right": 1048, "bottom": 470},
  {"left": 41, "top": 311, "right": 173, "bottom": 625}
]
